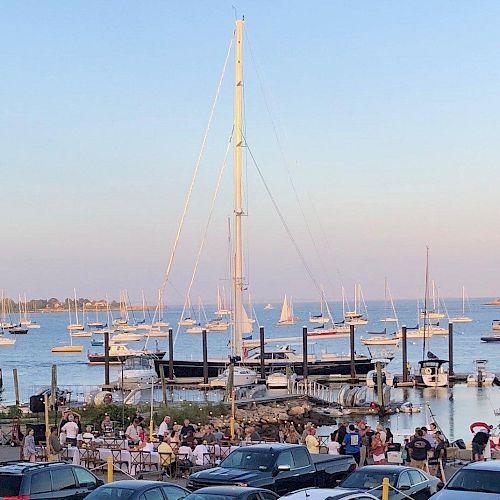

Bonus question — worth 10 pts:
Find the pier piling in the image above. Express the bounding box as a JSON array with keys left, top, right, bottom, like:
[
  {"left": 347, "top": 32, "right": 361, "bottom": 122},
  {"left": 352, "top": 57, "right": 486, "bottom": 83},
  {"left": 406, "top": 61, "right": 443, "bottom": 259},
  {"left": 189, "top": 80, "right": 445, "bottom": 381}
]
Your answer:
[
  {"left": 51, "top": 365, "right": 57, "bottom": 409},
  {"left": 259, "top": 326, "right": 265, "bottom": 380},
  {"left": 349, "top": 324, "right": 356, "bottom": 380},
  {"left": 13, "top": 368, "right": 19, "bottom": 406},
  {"left": 448, "top": 322, "right": 454, "bottom": 376},
  {"left": 160, "top": 366, "right": 167, "bottom": 404},
  {"left": 168, "top": 328, "right": 174, "bottom": 380},
  {"left": 376, "top": 361, "right": 384, "bottom": 408},
  {"left": 0, "top": 368, "right": 3, "bottom": 388},
  {"left": 202, "top": 329, "right": 208, "bottom": 385},
  {"left": 402, "top": 326, "right": 408, "bottom": 382},
  {"left": 302, "top": 326, "right": 308, "bottom": 381},
  {"left": 104, "top": 331, "right": 110, "bottom": 386}
]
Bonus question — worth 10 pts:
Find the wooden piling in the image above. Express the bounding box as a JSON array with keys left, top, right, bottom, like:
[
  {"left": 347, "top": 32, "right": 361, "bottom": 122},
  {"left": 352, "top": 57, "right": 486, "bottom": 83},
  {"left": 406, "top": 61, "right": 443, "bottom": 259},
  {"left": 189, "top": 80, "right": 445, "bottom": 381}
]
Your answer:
[
  {"left": 0, "top": 368, "right": 3, "bottom": 388},
  {"left": 13, "top": 368, "right": 19, "bottom": 406},
  {"left": 376, "top": 361, "right": 384, "bottom": 408},
  {"left": 160, "top": 366, "right": 167, "bottom": 405},
  {"left": 349, "top": 324, "right": 356, "bottom": 380},
  {"left": 104, "top": 331, "right": 110, "bottom": 386},
  {"left": 202, "top": 329, "right": 208, "bottom": 385},
  {"left": 51, "top": 365, "right": 57, "bottom": 409},
  {"left": 402, "top": 326, "right": 408, "bottom": 382},
  {"left": 448, "top": 322, "right": 454, "bottom": 376},
  {"left": 302, "top": 326, "right": 308, "bottom": 381},
  {"left": 168, "top": 328, "right": 174, "bottom": 380},
  {"left": 259, "top": 326, "right": 265, "bottom": 380}
]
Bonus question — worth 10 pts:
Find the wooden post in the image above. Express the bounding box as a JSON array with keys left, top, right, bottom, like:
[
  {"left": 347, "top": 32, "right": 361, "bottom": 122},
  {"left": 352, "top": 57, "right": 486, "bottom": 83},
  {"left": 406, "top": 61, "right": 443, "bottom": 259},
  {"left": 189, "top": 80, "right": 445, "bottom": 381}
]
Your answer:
[
  {"left": 376, "top": 362, "right": 384, "bottom": 408},
  {"left": 44, "top": 393, "right": 50, "bottom": 446},
  {"left": 104, "top": 331, "right": 110, "bottom": 387},
  {"left": 448, "top": 322, "right": 454, "bottom": 377},
  {"left": 302, "top": 326, "right": 308, "bottom": 381},
  {"left": 259, "top": 326, "right": 265, "bottom": 380},
  {"left": 349, "top": 324, "right": 356, "bottom": 380},
  {"left": 0, "top": 368, "right": 3, "bottom": 388},
  {"left": 168, "top": 328, "right": 174, "bottom": 380},
  {"left": 13, "top": 368, "right": 20, "bottom": 406},
  {"left": 202, "top": 329, "right": 208, "bottom": 385},
  {"left": 230, "top": 388, "right": 236, "bottom": 439},
  {"left": 402, "top": 325, "right": 408, "bottom": 383},
  {"left": 51, "top": 365, "right": 57, "bottom": 409},
  {"left": 160, "top": 366, "right": 167, "bottom": 405}
]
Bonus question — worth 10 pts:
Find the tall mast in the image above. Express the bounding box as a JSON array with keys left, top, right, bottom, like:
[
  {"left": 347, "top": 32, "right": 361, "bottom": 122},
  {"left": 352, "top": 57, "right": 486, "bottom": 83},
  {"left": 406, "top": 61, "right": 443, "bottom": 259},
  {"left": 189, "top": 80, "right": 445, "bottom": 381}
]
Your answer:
[
  {"left": 232, "top": 19, "right": 244, "bottom": 358},
  {"left": 422, "top": 246, "right": 429, "bottom": 360}
]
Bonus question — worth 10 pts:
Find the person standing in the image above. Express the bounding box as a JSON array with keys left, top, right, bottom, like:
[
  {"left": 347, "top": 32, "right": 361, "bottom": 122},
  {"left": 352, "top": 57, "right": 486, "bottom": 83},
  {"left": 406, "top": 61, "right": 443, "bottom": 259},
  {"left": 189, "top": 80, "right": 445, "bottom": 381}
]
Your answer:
[
  {"left": 48, "top": 427, "right": 62, "bottom": 461},
  {"left": 472, "top": 429, "right": 490, "bottom": 462},
  {"left": 407, "top": 429, "right": 431, "bottom": 470},
  {"left": 305, "top": 427, "right": 320, "bottom": 454},
  {"left": 371, "top": 431, "right": 386, "bottom": 465},
  {"left": 158, "top": 416, "right": 171, "bottom": 441},
  {"left": 327, "top": 431, "right": 341, "bottom": 455},
  {"left": 343, "top": 424, "right": 362, "bottom": 465},
  {"left": 23, "top": 428, "right": 36, "bottom": 462},
  {"left": 61, "top": 415, "right": 79, "bottom": 446}
]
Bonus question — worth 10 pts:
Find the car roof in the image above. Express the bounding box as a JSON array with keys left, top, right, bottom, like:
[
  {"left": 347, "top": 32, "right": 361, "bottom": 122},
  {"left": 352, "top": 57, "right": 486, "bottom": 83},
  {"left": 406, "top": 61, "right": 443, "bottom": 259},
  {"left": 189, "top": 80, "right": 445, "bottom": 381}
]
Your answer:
[
  {"left": 463, "top": 461, "right": 500, "bottom": 471},
  {"left": 229, "top": 444, "right": 298, "bottom": 452},
  {"left": 0, "top": 461, "right": 68, "bottom": 474},
  {"left": 281, "top": 488, "right": 375, "bottom": 500},
  {"left": 101, "top": 480, "right": 187, "bottom": 490},
  {"left": 193, "top": 486, "right": 273, "bottom": 495},
  {"left": 351, "top": 465, "right": 410, "bottom": 473}
]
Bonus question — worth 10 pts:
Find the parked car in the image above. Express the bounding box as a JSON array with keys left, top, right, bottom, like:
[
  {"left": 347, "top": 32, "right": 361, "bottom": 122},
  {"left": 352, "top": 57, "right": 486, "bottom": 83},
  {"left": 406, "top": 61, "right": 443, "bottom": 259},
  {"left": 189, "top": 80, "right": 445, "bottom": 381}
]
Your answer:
[
  {"left": 0, "top": 461, "right": 103, "bottom": 499},
  {"left": 86, "top": 480, "right": 190, "bottom": 500},
  {"left": 187, "top": 444, "right": 356, "bottom": 496},
  {"left": 337, "top": 465, "right": 441, "bottom": 499},
  {"left": 430, "top": 460, "right": 500, "bottom": 498},
  {"left": 184, "top": 486, "right": 279, "bottom": 500},
  {"left": 280, "top": 487, "right": 378, "bottom": 500}
]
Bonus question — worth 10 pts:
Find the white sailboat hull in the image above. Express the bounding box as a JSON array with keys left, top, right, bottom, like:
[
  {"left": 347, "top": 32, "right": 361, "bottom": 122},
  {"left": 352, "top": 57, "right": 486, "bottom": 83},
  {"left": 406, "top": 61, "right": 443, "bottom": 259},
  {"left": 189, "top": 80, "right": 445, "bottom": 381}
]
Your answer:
[
  {"left": 449, "top": 316, "right": 472, "bottom": 323},
  {"left": 361, "top": 336, "right": 399, "bottom": 346}
]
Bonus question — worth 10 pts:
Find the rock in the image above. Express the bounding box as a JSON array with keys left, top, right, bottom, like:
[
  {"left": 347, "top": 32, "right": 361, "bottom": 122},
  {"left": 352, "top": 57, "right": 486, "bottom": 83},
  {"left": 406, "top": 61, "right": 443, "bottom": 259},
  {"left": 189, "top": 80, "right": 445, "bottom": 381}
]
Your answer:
[{"left": 288, "top": 406, "right": 305, "bottom": 416}]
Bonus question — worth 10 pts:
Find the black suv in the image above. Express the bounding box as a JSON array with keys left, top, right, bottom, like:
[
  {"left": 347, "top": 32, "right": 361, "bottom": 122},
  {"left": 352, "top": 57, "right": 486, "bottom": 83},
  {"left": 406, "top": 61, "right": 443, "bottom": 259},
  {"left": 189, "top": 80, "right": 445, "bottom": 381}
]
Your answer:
[{"left": 0, "top": 461, "right": 103, "bottom": 499}]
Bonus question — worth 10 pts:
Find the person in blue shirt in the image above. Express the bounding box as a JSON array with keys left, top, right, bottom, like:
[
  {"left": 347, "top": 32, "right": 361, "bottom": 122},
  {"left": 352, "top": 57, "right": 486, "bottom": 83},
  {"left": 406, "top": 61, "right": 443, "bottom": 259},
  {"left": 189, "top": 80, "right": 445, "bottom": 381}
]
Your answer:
[{"left": 342, "top": 424, "right": 362, "bottom": 465}]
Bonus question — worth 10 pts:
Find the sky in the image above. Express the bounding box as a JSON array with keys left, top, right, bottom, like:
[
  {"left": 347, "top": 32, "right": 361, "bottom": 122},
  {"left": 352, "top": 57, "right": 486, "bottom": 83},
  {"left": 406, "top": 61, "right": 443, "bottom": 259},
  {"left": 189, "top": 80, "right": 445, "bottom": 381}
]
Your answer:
[{"left": 1, "top": 1, "right": 500, "bottom": 305}]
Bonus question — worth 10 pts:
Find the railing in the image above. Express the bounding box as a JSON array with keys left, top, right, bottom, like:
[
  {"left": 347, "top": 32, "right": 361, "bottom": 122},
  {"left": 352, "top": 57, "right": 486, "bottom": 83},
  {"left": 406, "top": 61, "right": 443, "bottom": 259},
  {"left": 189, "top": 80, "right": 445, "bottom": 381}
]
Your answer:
[{"left": 287, "top": 379, "right": 336, "bottom": 404}]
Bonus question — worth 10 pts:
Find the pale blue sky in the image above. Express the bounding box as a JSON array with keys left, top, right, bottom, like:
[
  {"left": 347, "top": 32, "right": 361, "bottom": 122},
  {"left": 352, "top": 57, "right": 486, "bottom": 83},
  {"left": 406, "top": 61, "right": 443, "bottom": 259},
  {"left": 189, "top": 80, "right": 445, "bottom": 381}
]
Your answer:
[{"left": 1, "top": 1, "right": 499, "bottom": 304}]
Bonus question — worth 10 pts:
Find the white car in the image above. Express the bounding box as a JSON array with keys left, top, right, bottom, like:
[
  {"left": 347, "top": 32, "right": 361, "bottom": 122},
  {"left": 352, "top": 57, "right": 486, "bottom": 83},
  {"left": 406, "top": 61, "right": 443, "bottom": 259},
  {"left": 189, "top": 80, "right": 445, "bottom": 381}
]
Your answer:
[{"left": 280, "top": 488, "right": 378, "bottom": 500}]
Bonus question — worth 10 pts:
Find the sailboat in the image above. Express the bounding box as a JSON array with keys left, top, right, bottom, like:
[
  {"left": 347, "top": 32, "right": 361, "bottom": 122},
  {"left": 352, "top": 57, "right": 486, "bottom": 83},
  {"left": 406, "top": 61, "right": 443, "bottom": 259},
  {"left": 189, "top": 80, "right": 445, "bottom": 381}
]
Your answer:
[
  {"left": 19, "top": 293, "right": 40, "bottom": 329},
  {"left": 449, "top": 286, "right": 473, "bottom": 323},
  {"left": 309, "top": 290, "right": 330, "bottom": 324},
  {"left": 151, "top": 290, "right": 169, "bottom": 328},
  {"left": 380, "top": 279, "right": 399, "bottom": 323},
  {"left": 420, "top": 281, "right": 445, "bottom": 320},
  {"left": 345, "top": 284, "right": 368, "bottom": 325},
  {"left": 415, "top": 248, "right": 449, "bottom": 387},
  {"left": 67, "top": 289, "right": 85, "bottom": 331},
  {"left": 178, "top": 296, "right": 197, "bottom": 326},
  {"left": 155, "top": 20, "right": 386, "bottom": 379},
  {"left": 215, "top": 286, "right": 231, "bottom": 316},
  {"left": 277, "top": 294, "right": 296, "bottom": 326},
  {"left": 87, "top": 302, "right": 105, "bottom": 329},
  {"left": 264, "top": 303, "right": 273, "bottom": 310}
]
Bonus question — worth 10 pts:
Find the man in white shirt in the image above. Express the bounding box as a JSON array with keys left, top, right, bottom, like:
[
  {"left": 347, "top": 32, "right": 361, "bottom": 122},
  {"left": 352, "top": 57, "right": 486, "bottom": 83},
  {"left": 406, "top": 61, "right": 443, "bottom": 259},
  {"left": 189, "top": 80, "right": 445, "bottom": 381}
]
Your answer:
[
  {"left": 158, "top": 416, "right": 171, "bottom": 440},
  {"left": 178, "top": 440, "right": 193, "bottom": 462},
  {"left": 61, "top": 415, "right": 79, "bottom": 446},
  {"left": 192, "top": 441, "right": 209, "bottom": 465},
  {"left": 125, "top": 419, "right": 142, "bottom": 445}
]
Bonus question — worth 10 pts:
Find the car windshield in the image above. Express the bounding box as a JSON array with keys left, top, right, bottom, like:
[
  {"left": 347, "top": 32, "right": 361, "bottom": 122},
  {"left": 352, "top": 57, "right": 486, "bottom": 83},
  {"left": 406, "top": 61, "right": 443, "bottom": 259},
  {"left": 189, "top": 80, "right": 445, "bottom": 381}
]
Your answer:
[
  {"left": 185, "top": 495, "right": 235, "bottom": 500},
  {"left": 340, "top": 470, "right": 399, "bottom": 490},
  {"left": 86, "top": 486, "right": 135, "bottom": 499},
  {"left": 446, "top": 469, "right": 500, "bottom": 493},
  {"left": 0, "top": 475, "right": 22, "bottom": 496},
  {"left": 220, "top": 449, "right": 278, "bottom": 471}
]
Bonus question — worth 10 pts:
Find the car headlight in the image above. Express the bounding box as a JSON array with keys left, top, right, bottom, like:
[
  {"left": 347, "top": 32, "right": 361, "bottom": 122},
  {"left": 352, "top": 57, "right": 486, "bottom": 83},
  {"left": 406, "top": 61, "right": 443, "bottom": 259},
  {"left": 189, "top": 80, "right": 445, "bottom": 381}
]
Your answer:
[{"left": 236, "top": 483, "right": 248, "bottom": 487}]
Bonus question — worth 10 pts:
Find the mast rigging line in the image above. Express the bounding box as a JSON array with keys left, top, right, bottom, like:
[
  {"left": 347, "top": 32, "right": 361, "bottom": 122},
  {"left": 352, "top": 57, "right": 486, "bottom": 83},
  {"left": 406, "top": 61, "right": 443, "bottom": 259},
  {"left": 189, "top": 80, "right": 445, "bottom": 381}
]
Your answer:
[
  {"left": 173, "top": 132, "right": 233, "bottom": 346},
  {"left": 157, "top": 33, "right": 234, "bottom": 298},
  {"left": 242, "top": 133, "right": 322, "bottom": 296}
]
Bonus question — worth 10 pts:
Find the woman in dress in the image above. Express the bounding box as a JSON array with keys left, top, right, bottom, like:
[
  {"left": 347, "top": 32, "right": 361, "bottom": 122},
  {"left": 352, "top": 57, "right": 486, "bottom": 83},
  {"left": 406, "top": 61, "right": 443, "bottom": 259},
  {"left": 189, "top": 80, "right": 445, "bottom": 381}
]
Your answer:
[
  {"left": 371, "top": 431, "right": 386, "bottom": 465},
  {"left": 23, "top": 428, "right": 36, "bottom": 462}
]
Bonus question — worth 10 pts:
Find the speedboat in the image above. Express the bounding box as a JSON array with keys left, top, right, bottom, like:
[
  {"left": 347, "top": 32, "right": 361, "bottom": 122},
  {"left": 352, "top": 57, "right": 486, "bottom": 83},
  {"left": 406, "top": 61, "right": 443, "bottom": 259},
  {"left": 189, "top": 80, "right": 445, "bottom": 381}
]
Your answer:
[
  {"left": 121, "top": 355, "right": 158, "bottom": 385},
  {"left": 415, "top": 357, "right": 449, "bottom": 387},
  {"left": 480, "top": 334, "right": 500, "bottom": 342},
  {"left": 266, "top": 371, "right": 296, "bottom": 389},
  {"left": 366, "top": 362, "right": 395, "bottom": 388},
  {"left": 209, "top": 367, "right": 257, "bottom": 388},
  {"left": 467, "top": 360, "right": 496, "bottom": 386}
]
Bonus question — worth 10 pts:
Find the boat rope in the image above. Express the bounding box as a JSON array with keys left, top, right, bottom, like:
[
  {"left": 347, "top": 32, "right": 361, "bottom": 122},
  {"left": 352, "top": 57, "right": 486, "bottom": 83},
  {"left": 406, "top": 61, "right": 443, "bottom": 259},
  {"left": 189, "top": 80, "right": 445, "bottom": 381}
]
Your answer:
[
  {"left": 157, "top": 33, "right": 234, "bottom": 298},
  {"left": 174, "top": 131, "right": 233, "bottom": 346},
  {"left": 243, "top": 135, "right": 322, "bottom": 294}
]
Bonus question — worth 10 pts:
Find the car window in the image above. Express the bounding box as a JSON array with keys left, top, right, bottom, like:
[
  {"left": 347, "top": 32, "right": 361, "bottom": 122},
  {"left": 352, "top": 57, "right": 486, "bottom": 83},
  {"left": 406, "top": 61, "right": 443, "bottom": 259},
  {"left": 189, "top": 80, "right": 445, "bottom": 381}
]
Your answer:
[
  {"left": 398, "top": 471, "right": 411, "bottom": 488},
  {"left": 246, "top": 494, "right": 260, "bottom": 500},
  {"left": 291, "top": 448, "right": 310, "bottom": 468},
  {"left": 161, "top": 485, "right": 188, "bottom": 500},
  {"left": 260, "top": 492, "right": 277, "bottom": 500},
  {"left": 140, "top": 488, "right": 165, "bottom": 500},
  {"left": 73, "top": 466, "right": 97, "bottom": 488},
  {"left": 0, "top": 475, "right": 22, "bottom": 496},
  {"left": 276, "top": 451, "right": 295, "bottom": 469},
  {"left": 31, "top": 471, "right": 52, "bottom": 494},
  {"left": 87, "top": 486, "right": 135, "bottom": 499},
  {"left": 408, "top": 469, "right": 426, "bottom": 485},
  {"left": 51, "top": 467, "right": 77, "bottom": 491}
]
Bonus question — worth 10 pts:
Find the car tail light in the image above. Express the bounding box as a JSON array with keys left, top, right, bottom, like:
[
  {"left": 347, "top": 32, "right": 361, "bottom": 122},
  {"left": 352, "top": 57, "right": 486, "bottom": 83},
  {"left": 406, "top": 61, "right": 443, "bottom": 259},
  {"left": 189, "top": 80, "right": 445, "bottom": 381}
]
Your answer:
[{"left": 2, "top": 496, "right": 30, "bottom": 500}]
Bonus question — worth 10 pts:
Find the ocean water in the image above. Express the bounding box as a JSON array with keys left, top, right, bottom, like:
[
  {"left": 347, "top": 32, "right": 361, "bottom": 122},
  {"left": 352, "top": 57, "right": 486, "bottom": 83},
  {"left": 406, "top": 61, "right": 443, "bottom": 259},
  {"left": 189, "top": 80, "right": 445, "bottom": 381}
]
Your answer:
[{"left": 0, "top": 297, "right": 499, "bottom": 440}]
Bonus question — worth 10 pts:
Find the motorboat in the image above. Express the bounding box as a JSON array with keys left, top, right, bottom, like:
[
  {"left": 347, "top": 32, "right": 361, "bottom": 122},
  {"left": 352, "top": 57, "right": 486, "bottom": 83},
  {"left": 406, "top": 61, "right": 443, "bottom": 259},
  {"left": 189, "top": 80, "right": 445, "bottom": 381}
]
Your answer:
[
  {"left": 361, "top": 335, "right": 399, "bottom": 346},
  {"left": 467, "top": 360, "right": 496, "bottom": 386},
  {"left": 415, "top": 357, "right": 449, "bottom": 387},
  {"left": 9, "top": 326, "right": 28, "bottom": 334},
  {"left": 121, "top": 355, "right": 158, "bottom": 385},
  {"left": 210, "top": 367, "right": 257, "bottom": 388},
  {"left": 91, "top": 338, "right": 104, "bottom": 347},
  {"left": 400, "top": 402, "right": 422, "bottom": 413},
  {"left": 88, "top": 343, "right": 166, "bottom": 365},
  {"left": 481, "top": 334, "right": 500, "bottom": 342},
  {"left": 492, "top": 320, "right": 500, "bottom": 331},
  {"left": 266, "top": 371, "right": 296, "bottom": 389},
  {"left": 264, "top": 303, "right": 273, "bottom": 310},
  {"left": 366, "top": 359, "right": 394, "bottom": 388}
]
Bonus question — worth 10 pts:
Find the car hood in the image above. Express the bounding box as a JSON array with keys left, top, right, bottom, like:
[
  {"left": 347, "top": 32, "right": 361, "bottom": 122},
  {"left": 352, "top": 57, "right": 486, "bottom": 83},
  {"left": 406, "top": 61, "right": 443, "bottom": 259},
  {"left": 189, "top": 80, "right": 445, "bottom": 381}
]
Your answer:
[
  {"left": 190, "top": 467, "right": 271, "bottom": 483},
  {"left": 431, "top": 489, "right": 500, "bottom": 499}
]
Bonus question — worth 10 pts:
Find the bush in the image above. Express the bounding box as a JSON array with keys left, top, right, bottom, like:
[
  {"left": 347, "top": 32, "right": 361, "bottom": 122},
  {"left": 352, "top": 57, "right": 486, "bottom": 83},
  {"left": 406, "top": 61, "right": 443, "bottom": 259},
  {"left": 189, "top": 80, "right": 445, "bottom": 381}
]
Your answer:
[
  {"left": 78, "top": 404, "right": 139, "bottom": 429},
  {"left": 154, "top": 401, "right": 228, "bottom": 427}
]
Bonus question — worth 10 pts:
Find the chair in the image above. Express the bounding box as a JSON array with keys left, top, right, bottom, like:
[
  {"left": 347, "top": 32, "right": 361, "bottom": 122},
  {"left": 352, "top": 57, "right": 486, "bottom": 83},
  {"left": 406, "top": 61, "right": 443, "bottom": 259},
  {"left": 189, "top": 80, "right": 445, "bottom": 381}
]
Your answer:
[
  {"left": 90, "top": 449, "right": 106, "bottom": 473},
  {"left": 35, "top": 446, "right": 47, "bottom": 462},
  {"left": 79, "top": 448, "right": 95, "bottom": 469},
  {"left": 131, "top": 451, "right": 153, "bottom": 476},
  {"left": 111, "top": 448, "right": 129, "bottom": 472},
  {"left": 175, "top": 452, "right": 192, "bottom": 478},
  {"left": 158, "top": 452, "right": 175, "bottom": 480}
]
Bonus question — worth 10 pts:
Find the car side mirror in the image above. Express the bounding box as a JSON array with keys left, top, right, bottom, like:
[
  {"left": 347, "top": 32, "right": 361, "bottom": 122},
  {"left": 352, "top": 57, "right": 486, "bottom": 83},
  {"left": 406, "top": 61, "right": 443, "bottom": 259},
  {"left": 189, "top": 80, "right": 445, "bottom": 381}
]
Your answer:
[
  {"left": 273, "top": 464, "right": 291, "bottom": 476},
  {"left": 96, "top": 479, "right": 104, "bottom": 487},
  {"left": 437, "top": 482, "right": 445, "bottom": 491}
]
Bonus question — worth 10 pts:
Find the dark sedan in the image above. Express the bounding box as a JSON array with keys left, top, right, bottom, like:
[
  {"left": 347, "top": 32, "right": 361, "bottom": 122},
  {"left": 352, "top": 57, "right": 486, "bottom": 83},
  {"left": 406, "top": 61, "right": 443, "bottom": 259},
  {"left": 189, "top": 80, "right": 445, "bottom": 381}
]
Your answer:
[
  {"left": 337, "top": 465, "right": 441, "bottom": 499},
  {"left": 85, "top": 480, "right": 190, "bottom": 500},
  {"left": 184, "top": 486, "right": 279, "bottom": 500}
]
